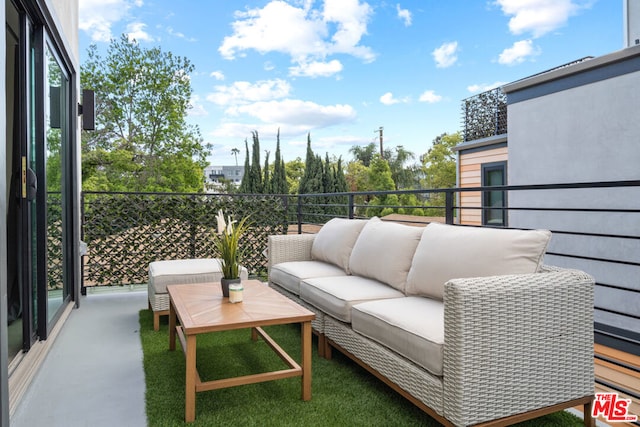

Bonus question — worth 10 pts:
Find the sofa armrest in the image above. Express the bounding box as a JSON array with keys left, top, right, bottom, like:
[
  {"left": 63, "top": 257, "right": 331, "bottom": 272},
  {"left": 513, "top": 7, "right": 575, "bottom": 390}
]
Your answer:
[
  {"left": 267, "top": 234, "right": 316, "bottom": 272},
  {"left": 442, "top": 268, "right": 594, "bottom": 426}
]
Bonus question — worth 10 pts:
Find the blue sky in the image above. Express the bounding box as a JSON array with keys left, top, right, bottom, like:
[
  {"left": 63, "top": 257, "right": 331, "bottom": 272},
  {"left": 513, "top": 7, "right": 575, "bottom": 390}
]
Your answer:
[{"left": 78, "top": 0, "right": 623, "bottom": 167}]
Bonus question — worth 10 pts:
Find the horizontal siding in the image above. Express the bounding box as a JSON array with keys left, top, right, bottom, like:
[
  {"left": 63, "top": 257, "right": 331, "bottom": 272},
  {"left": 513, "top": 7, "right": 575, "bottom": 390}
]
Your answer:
[{"left": 458, "top": 147, "right": 508, "bottom": 225}]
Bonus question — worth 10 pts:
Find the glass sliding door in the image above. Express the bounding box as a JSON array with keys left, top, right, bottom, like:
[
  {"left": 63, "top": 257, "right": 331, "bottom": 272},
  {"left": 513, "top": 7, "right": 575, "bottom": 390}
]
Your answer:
[
  {"left": 5, "top": 0, "right": 75, "bottom": 358},
  {"left": 42, "top": 42, "right": 70, "bottom": 326}
]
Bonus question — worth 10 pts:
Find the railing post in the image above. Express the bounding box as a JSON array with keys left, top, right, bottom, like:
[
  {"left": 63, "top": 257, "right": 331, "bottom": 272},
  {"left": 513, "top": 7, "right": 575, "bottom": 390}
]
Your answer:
[
  {"left": 348, "top": 194, "right": 354, "bottom": 219},
  {"left": 297, "top": 196, "right": 303, "bottom": 234},
  {"left": 445, "top": 191, "right": 454, "bottom": 225},
  {"left": 190, "top": 194, "right": 197, "bottom": 258},
  {"left": 281, "top": 195, "right": 289, "bottom": 235}
]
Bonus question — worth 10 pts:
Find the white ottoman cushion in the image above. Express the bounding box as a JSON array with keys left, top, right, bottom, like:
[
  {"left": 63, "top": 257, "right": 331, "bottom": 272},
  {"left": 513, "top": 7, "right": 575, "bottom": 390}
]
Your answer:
[{"left": 149, "top": 258, "right": 248, "bottom": 294}]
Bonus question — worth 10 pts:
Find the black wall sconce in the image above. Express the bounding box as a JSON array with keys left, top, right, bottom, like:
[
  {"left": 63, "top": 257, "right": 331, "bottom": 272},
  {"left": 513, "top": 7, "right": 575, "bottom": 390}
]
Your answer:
[{"left": 78, "top": 89, "right": 95, "bottom": 130}]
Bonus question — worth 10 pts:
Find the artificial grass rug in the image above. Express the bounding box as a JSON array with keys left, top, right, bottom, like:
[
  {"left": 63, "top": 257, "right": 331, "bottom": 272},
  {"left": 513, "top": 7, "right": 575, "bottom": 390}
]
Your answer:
[{"left": 139, "top": 310, "right": 584, "bottom": 426}]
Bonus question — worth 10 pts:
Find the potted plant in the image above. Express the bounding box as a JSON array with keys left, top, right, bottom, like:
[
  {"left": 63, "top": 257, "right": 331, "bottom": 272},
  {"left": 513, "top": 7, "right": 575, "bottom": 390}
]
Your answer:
[{"left": 213, "top": 209, "right": 250, "bottom": 297}]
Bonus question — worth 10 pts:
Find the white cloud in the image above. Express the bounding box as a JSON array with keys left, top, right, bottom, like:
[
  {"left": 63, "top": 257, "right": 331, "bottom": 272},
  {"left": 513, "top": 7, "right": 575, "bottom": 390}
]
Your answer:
[
  {"left": 167, "top": 26, "right": 197, "bottom": 42},
  {"left": 79, "top": 0, "right": 143, "bottom": 42},
  {"left": 432, "top": 41, "right": 458, "bottom": 68},
  {"left": 206, "top": 79, "right": 291, "bottom": 106},
  {"left": 126, "top": 22, "right": 153, "bottom": 42},
  {"left": 498, "top": 39, "right": 540, "bottom": 65},
  {"left": 219, "top": 0, "right": 375, "bottom": 73},
  {"left": 467, "top": 81, "right": 507, "bottom": 93},
  {"left": 380, "top": 92, "right": 398, "bottom": 105},
  {"left": 396, "top": 4, "right": 412, "bottom": 26},
  {"left": 418, "top": 90, "right": 442, "bottom": 103},
  {"left": 210, "top": 71, "right": 225, "bottom": 81},
  {"left": 494, "top": 0, "right": 588, "bottom": 38},
  {"left": 210, "top": 99, "right": 357, "bottom": 140},
  {"left": 289, "top": 60, "right": 343, "bottom": 78},
  {"left": 228, "top": 99, "right": 356, "bottom": 128}
]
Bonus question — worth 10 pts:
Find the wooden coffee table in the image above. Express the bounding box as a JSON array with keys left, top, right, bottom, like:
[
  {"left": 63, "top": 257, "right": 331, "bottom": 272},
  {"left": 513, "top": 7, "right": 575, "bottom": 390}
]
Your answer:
[{"left": 168, "top": 279, "right": 315, "bottom": 422}]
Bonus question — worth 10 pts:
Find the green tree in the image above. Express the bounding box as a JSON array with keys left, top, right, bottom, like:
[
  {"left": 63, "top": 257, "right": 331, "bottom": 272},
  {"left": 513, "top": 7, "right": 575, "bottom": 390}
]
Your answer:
[
  {"left": 349, "top": 143, "right": 377, "bottom": 167},
  {"left": 249, "top": 131, "right": 263, "bottom": 193},
  {"left": 388, "top": 145, "right": 420, "bottom": 190},
  {"left": 231, "top": 147, "right": 240, "bottom": 166},
  {"left": 263, "top": 150, "right": 272, "bottom": 194},
  {"left": 285, "top": 158, "right": 305, "bottom": 194},
  {"left": 298, "top": 134, "right": 323, "bottom": 195},
  {"left": 81, "top": 34, "right": 208, "bottom": 192},
  {"left": 421, "top": 132, "right": 460, "bottom": 214},
  {"left": 272, "top": 130, "right": 289, "bottom": 194},
  {"left": 366, "top": 156, "right": 397, "bottom": 217},
  {"left": 238, "top": 139, "right": 251, "bottom": 193}
]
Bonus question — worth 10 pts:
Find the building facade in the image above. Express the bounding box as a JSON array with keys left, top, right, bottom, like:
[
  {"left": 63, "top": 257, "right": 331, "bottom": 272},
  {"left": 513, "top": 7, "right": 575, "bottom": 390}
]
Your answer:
[
  {"left": 1, "top": 0, "right": 82, "bottom": 423},
  {"left": 204, "top": 165, "right": 245, "bottom": 191},
  {"left": 503, "top": 44, "right": 640, "bottom": 352},
  {"left": 455, "top": 17, "right": 640, "bottom": 355}
]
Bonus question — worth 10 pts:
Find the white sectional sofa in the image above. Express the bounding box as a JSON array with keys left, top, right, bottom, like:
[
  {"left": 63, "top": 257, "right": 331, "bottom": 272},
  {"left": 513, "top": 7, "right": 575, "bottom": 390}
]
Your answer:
[{"left": 268, "top": 217, "right": 595, "bottom": 427}]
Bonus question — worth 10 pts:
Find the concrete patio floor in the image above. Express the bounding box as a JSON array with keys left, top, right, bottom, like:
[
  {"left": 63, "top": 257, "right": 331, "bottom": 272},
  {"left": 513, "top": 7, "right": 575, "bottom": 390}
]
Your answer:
[{"left": 10, "top": 287, "right": 148, "bottom": 427}]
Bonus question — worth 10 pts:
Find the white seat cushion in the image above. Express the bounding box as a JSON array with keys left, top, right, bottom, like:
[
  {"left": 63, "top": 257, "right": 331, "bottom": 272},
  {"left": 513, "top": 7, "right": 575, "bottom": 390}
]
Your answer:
[
  {"left": 269, "top": 261, "right": 347, "bottom": 295},
  {"left": 300, "top": 276, "right": 405, "bottom": 323},
  {"left": 311, "top": 218, "right": 368, "bottom": 273},
  {"left": 352, "top": 297, "right": 444, "bottom": 377},
  {"left": 348, "top": 219, "right": 423, "bottom": 292},
  {"left": 149, "top": 258, "right": 248, "bottom": 294},
  {"left": 406, "top": 223, "right": 552, "bottom": 300}
]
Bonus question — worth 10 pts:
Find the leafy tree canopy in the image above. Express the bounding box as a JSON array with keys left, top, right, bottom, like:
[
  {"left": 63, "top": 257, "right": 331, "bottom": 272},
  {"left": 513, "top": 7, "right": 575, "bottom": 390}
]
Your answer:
[
  {"left": 421, "top": 132, "right": 460, "bottom": 189},
  {"left": 81, "top": 34, "right": 209, "bottom": 192}
]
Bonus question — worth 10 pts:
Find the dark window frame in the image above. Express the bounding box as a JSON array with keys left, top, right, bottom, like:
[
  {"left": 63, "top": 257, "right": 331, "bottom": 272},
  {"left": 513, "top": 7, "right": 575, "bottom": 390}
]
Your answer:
[{"left": 481, "top": 161, "right": 507, "bottom": 227}]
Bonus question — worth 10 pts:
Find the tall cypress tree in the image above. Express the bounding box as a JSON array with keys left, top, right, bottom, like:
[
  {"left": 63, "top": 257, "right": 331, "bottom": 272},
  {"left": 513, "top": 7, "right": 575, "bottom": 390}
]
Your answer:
[
  {"left": 238, "top": 139, "right": 250, "bottom": 193},
  {"left": 334, "top": 157, "right": 349, "bottom": 216},
  {"left": 263, "top": 150, "right": 271, "bottom": 194},
  {"left": 249, "top": 131, "right": 263, "bottom": 193},
  {"left": 334, "top": 157, "right": 348, "bottom": 193},
  {"left": 272, "top": 129, "right": 288, "bottom": 194},
  {"left": 299, "top": 134, "right": 324, "bottom": 221}
]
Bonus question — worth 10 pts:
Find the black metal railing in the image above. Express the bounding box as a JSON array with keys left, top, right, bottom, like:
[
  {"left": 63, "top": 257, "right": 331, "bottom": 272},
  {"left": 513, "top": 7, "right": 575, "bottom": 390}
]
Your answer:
[
  {"left": 81, "top": 192, "right": 288, "bottom": 287},
  {"left": 80, "top": 180, "right": 640, "bottom": 356},
  {"left": 286, "top": 180, "right": 640, "bottom": 357}
]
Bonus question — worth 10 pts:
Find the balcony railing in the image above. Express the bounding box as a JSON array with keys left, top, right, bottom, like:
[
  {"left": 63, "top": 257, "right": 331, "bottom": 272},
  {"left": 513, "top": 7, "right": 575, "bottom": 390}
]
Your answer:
[{"left": 81, "top": 180, "right": 640, "bottom": 361}]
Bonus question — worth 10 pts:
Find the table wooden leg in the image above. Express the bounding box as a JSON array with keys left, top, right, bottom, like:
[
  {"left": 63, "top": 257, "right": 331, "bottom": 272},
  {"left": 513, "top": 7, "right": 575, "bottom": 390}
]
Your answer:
[
  {"left": 185, "top": 334, "right": 197, "bottom": 422},
  {"left": 169, "top": 300, "right": 176, "bottom": 351},
  {"left": 301, "top": 321, "right": 312, "bottom": 401}
]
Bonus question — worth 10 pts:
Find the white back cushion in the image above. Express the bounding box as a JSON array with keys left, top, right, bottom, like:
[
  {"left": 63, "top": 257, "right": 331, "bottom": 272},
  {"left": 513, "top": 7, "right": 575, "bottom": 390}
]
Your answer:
[
  {"left": 348, "top": 218, "right": 423, "bottom": 292},
  {"left": 406, "top": 223, "right": 552, "bottom": 300},
  {"left": 311, "top": 218, "right": 368, "bottom": 273}
]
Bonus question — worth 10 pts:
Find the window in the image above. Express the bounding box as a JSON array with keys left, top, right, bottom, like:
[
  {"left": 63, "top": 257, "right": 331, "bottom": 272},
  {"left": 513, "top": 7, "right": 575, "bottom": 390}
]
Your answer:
[{"left": 482, "top": 162, "right": 507, "bottom": 227}]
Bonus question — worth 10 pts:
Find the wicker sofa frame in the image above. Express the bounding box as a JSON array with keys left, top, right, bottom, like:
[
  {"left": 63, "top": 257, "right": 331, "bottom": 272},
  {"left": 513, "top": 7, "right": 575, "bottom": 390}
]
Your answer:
[{"left": 267, "top": 233, "right": 595, "bottom": 427}]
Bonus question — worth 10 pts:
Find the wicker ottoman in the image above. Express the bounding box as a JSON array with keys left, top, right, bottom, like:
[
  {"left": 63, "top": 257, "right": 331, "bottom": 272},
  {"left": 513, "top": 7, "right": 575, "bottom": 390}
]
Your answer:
[{"left": 148, "top": 258, "right": 248, "bottom": 330}]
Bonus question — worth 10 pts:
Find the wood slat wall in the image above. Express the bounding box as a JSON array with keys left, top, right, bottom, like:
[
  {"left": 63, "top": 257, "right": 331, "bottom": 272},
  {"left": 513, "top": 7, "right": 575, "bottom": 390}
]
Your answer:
[
  {"left": 458, "top": 147, "right": 508, "bottom": 225},
  {"left": 592, "top": 344, "right": 640, "bottom": 426}
]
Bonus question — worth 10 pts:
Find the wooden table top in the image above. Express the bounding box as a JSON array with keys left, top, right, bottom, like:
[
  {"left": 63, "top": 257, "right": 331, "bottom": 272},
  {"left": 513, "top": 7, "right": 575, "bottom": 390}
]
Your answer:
[{"left": 167, "top": 280, "right": 315, "bottom": 335}]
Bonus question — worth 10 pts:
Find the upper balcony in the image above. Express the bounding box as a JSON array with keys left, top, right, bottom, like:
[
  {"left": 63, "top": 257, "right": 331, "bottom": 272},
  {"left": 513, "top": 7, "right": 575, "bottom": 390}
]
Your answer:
[{"left": 461, "top": 87, "right": 507, "bottom": 143}]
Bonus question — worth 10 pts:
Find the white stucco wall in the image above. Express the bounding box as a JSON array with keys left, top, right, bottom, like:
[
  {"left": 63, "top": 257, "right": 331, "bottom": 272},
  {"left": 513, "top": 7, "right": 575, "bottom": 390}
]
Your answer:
[
  {"left": 49, "top": 0, "right": 79, "bottom": 64},
  {"left": 504, "top": 47, "right": 640, "bottom": 335}
]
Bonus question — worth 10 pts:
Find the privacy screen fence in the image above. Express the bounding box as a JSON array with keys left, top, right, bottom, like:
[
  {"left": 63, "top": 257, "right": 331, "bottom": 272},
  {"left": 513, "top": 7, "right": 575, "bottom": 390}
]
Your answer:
[{"left": 81, "top": 192, "right": 288, "bottom": 286}]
